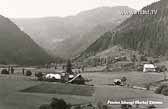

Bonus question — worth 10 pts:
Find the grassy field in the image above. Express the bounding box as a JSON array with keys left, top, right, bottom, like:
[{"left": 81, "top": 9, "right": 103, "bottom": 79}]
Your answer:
[{"left": 22, "top": 82, "right": 94, "bottom": 96}]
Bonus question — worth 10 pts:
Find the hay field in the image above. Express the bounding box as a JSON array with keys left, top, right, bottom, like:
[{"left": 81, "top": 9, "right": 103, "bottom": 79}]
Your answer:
[{"left": 0, "top": 78, "right": 93, "bottom": 109}]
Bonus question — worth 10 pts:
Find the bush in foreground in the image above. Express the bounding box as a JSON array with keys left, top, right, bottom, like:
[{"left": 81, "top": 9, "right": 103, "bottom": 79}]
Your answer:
[{"left": 39, "top": 98, "right": 70, "bottom": 109}]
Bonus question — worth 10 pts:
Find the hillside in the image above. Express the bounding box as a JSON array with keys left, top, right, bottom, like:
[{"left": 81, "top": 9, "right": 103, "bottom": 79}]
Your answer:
[
  {"left": 12, "top": 6, "right": 136, "bottom": 58},
  {"left": 80, "top": 32, "right": 113, "bottom": 58},
  {"left": 54, "top": 22, "right": 120, "bottom": 58},
  {"left": 0, "top": 15, "right": 51, "bottom": 65},
  {"left": 111, "top": 0, "right": 167, "bottom": 56},
  {"left": 81, "top": 0, "right": 168, "bottom": 58}
]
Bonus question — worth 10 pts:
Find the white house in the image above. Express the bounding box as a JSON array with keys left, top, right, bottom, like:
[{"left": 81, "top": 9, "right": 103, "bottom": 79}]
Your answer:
[{"left": 143, "top": 64, "right": 156, "bottom": 72}]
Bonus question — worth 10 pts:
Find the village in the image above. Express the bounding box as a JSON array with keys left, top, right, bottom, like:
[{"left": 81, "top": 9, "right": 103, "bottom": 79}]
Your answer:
[{"left": 0, "top": 51, "right": 168, "bottom": 109}]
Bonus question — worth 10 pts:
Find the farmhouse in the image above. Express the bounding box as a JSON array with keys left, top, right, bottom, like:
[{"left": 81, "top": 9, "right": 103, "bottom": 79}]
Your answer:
[{"left": 143, "top": 64, "right": 156, "bottom": 72}]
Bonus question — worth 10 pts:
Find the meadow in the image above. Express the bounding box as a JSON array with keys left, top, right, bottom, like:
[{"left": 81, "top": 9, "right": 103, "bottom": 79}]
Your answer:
[{"left": 0, "top": 77, "right": 93, "bottom": 109}]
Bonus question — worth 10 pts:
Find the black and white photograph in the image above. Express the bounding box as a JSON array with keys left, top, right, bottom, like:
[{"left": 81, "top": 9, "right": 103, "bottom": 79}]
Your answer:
[{"left": 1, "top": 0, "right": 168, "bottom": 109}]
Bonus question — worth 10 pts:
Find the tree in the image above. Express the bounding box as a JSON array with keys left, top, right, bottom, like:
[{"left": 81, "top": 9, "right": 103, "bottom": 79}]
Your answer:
[
  {"left": 11, "top": 67, "right": 14, "bottom": 74},
  {"left": 131, "top": 54, "right": 136, "bottom": 63},
  {"left": 66, "top": 60, "right": 73, "bottom": 74}
]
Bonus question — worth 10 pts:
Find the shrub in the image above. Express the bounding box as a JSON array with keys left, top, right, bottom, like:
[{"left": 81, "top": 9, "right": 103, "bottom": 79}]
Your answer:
[
  {"left": 156, "top": 65, "right": 167, "bottom": 73},
  {"left": 1, "top": 69, "right": 9, "bottom": 74},
  {"left": 26, "top": 70, "right": 32, "bottom": 76},
  {"left": 35, "top": 72, "right": 43, "bottom": 80},
  {"left": 155, "top": 84, "right": 168, "bottom": 94},
  {"left": 161, "top": 87, "right": 168, "bottom": 96}
]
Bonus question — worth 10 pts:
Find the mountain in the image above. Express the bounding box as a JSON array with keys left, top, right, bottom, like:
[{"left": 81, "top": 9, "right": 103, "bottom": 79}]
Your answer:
[
  {"left": 12, "top": 6, "right": 136, "bottom": 58},
  {"left": 0, "top": 15, "right": 52, "bottom": 65},
  {"left": 81, "top": 32, "right": 113, "bottom": 57},
  {"left": 81, "top": 0, "right": 168, "bottom": 59}
]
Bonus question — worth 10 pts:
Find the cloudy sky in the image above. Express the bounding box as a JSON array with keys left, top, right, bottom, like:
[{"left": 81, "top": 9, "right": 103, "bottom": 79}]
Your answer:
[{"left": 0, "top": 0, "right": 159, "bottom": 18}]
